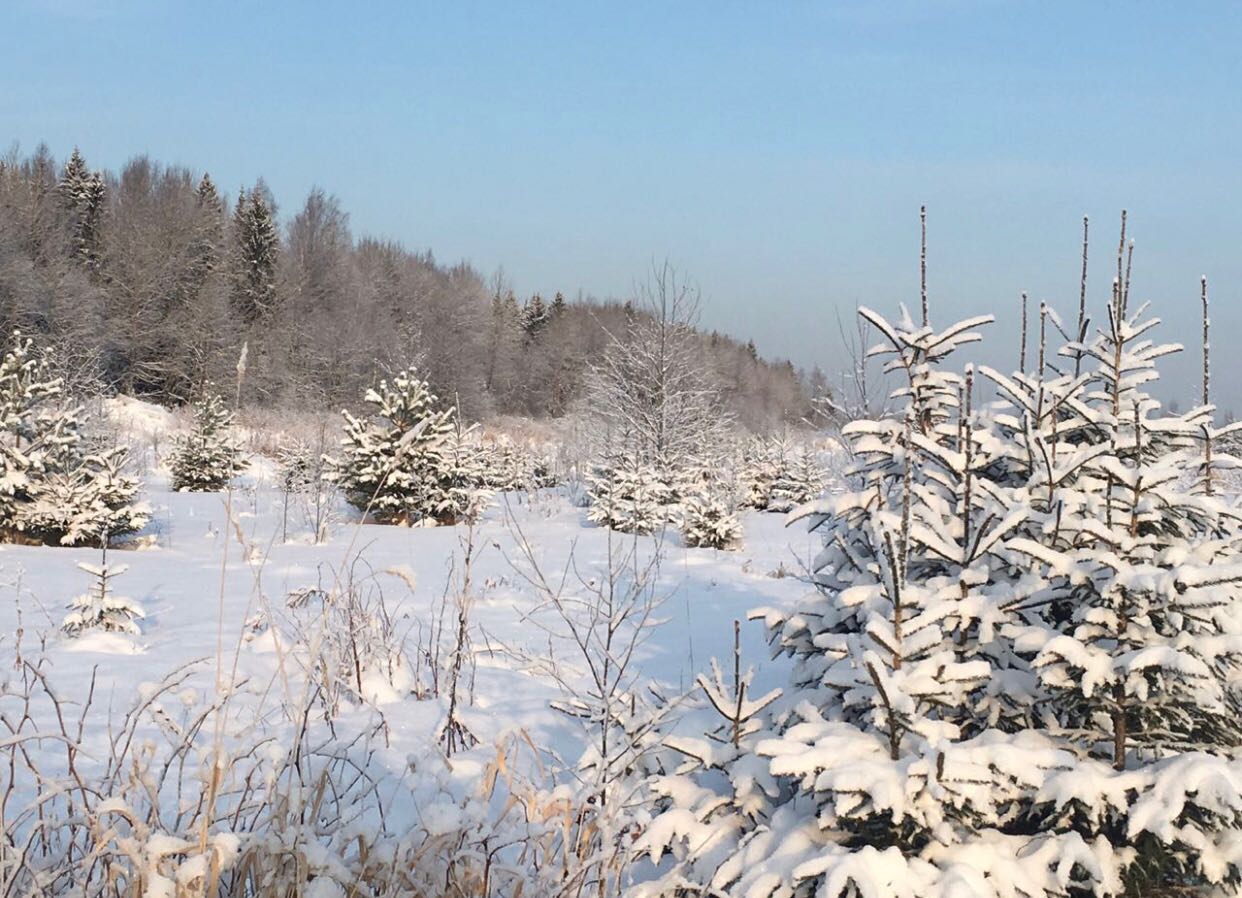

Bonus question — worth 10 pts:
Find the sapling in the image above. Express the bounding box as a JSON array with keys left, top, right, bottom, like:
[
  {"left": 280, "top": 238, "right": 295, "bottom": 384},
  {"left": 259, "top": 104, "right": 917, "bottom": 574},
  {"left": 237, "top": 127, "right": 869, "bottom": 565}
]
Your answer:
[{"left": 61, "top": 539, "right": 144, "bottom": 636}]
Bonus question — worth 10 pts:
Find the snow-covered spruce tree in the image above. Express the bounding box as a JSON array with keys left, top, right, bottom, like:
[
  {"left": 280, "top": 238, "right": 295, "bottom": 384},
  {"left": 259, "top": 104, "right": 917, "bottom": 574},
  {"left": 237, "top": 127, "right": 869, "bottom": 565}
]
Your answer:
[
  {"left": 61, "top": 546, "right": 144, "bottom": 636},
  {"left": 477, "top": 435, "right": 533, "bottom": 492},
  {"left": 57, "top": 147, "right": 106, "bottom": 273},
  {"left": 636, "top": 308, "right": 1042, "bottom": 897},
  {"left": 636, "top": 240, "right": 1242, "bottom": 897},
  {"left": 633, "top": 621, "right": 782, "bottom": 894},
  {"left": 990, "top": 275, "right": 1242, "bottom": 892},
  {"left": 586, "top": 451, "right": 671, "bottom": 536},
  {"left": 678, "top": 467, "right": 743, "bottom": 549},
  {"left": 330, "top": 369, "right": 488, "bottom": 525},
  {"left": 167, "top": 390, "right": 245, "bottom": 491},
  {"left": 766, "top": 443, "right": 826, "bottom": 513},
  {"left": 0, "top": 333, "right": 148, "bottom": 546},
  {"left": 276, "top": 438, "right": 313, "bottom": 495},
  {"left": 230, "top": 183, "right": 280, "bottom": 325},
  {"left": 531, "top": 448, "right": 560, "bottom": 488},
  {"left": 738, "top": 436, "right": 780, "bottom": 510},
  {"left": 431, "top": 424, "right": 493, "bottom": 525},
  {"left": 24, "top": 444, "right": 149, "bottom": 547}
]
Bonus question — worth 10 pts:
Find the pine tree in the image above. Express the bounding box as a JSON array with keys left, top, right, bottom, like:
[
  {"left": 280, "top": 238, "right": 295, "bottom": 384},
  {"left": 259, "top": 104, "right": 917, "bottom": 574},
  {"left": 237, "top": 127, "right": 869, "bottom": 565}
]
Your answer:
[
  {"left": 167, "top": 390, "right": 246, "bottom": 491},
  {"left": 61, "top": 547, "right": 143, "bottom": 636},
  {"left": 329, "top": 369, "right": 459, "bottom": 525}
]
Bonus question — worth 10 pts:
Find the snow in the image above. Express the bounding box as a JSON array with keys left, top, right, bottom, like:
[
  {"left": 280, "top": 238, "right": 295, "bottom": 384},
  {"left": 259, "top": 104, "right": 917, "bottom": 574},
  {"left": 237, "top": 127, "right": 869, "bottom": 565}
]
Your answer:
[{"left": 0, "top": 400, "right": 813, "bottom": 880}]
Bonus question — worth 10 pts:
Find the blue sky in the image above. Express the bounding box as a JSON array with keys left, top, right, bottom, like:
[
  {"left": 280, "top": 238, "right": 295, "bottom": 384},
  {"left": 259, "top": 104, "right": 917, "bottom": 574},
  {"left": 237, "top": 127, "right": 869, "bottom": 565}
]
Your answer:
[{"left": 3, "top": 1, "right": 1240, "bottom": 406}]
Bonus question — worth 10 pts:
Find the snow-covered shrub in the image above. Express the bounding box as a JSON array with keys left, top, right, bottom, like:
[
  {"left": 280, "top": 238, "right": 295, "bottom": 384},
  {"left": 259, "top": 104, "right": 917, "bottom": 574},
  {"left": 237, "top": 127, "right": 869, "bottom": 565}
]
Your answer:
[
  {"left": 61, "top": 550, "right": 144, "bottom": 636},
  {"left": 2, "top": 633, "right": 629, "bottom": 898},
  {"left": 282, "top": 559, "right": 421, "bottom": 714},
  {"left": 167, "top": 389, "right": 245, "bottom": 491},
  {"left": 0, "top": 331, "right": 148, "bottom": 546},
  {"left": 586, "top": 452, "right": 671, "bottom": 535},
  {"left": 633, "top": 237, "right": 1242, "bottom": 897}
]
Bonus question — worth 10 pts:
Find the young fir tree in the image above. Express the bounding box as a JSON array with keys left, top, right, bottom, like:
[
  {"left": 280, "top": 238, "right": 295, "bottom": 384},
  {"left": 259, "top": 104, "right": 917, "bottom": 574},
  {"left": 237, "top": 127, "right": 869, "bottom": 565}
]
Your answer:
[
  {"left": 24, "top": 443, "right": 149, "bottom": 548},
  {"left": 61, "top": 546, "right": 144, "bottom": 636},
  {"left": 275, "top": 438, "right": 313, "bottom": 541},
  {"left": 633, "top": 226, "right": 1242, "bottom": 898},
  {"left": 738, "top": 436, "right": 780, "bottom": 510},
  {"left": 329, "top": 369, "right": 459, "bottom": 525},
  {"left": 678, "top": 469, "right": 743, "bottom": 550},
  {"left": 477, "top": 435, "right": 532, "bottom": 491},
  {"left": 586, "top": 451, "right": 671, "bottom": 536},
  {"left": 635, "top": 621, "right": 782, "bottom": 890},
  {"left": 431, "top": 423, "right": 493, "bottom": 525},
  {"left": 0, "top": 333, "right": 147, "bottom": 546},
  {"left": 765, "top": 443, "right": 826, "bottom": 513},
  {"left": 167, "top": 391, "right": 246, "bottom": 491}
]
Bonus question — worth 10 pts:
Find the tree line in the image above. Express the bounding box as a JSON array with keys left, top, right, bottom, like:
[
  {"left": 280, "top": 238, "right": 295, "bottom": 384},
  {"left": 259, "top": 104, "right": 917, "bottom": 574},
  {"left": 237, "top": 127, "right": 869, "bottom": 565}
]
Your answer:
[{"left": 0, "top": 144, "right": 822, "bottom": 430}]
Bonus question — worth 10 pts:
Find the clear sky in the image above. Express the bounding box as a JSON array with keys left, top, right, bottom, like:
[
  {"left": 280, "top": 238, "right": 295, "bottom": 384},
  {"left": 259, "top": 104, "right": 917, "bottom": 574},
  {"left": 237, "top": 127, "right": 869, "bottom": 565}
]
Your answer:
[{"left": 3, "top": 0, "right": 1240, "bottom": 408}]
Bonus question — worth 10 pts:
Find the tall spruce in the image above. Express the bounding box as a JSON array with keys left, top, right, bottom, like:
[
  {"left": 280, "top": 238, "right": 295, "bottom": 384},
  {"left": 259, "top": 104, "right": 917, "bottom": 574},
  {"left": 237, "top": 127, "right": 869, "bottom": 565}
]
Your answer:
[
  {"left": 230, "top": 183, "right": 279, "bottom": 325},
  {"left": 57, "top": 148, "right": 105, "bottom": 273}
]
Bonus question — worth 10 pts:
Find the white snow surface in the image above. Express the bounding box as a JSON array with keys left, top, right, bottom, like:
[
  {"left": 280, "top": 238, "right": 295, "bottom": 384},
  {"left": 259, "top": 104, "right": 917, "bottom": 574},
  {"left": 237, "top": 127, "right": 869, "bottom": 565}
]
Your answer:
[{"left": 1, "top": 399, "right": 814, "bottom": 875}]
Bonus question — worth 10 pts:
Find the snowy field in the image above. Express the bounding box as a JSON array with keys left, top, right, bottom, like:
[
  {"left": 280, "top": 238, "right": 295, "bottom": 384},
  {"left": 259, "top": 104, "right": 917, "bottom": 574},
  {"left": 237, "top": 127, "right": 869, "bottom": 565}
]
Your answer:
[
  {"left": 1, "top": 399, "right": 818, "bottom": 893},
  {"left": 2, "top": 454, "right": 813, "bottom": 751}
]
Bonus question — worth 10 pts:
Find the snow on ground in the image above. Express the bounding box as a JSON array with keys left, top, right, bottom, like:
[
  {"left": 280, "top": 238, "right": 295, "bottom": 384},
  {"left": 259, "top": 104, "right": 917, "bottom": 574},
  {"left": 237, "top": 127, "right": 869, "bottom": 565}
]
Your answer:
[{"left": 1, "top": 408, "right": 817, "bottom": 830}]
